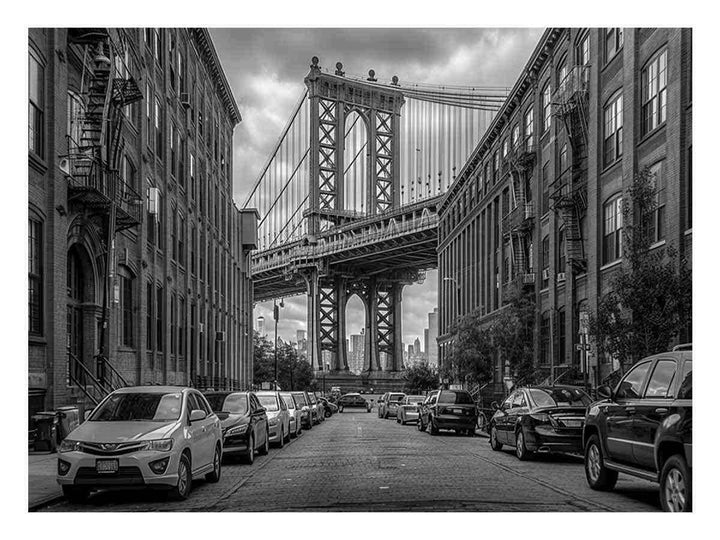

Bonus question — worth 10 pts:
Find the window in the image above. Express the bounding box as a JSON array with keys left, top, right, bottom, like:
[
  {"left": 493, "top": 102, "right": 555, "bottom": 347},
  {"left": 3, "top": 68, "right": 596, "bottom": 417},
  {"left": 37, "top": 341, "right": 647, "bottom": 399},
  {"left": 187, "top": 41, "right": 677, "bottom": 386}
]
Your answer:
[
  {"left": 67, "top": 91, "right": 84, "bottom": 148},
  {"left": 541, "top": 235, "right": 550, "bottom": 287},
  {"left": 170, "top": 294, "right": 176, "bottom": 355},
  {"left": 146, "top": 181, "right": 156, "bottom": 246},
  {"left": 542, "top": 82, "right": 551, "bottom": 133},
  {"left": 603, "top": 195, "right": 623, "bottom": 264},
  {"left": 578, "top": 33, "right": 590, "bottom": 66},
  {"left": 615, "top": 360, "right": 651, "bottom": 399},
  {"left": 605, "top": 28, "right": 624, "bottom": 62},
  {"left": 156, "top": 285, "right": 164, "bottom": 352},
  {"left": 122, "top": 156, "right": 136, "bottom": 193},
  {"left": 493, "top": 150, "right": 499, "bottom": 183},
  {"left": 604, "top": 92, "right": 623, "bottom": 166},
  {"left": 541, "top": 162, "right": 550, "bottom": 215},
  {"left": 647, "top": 161, "right": 667, "bottom": 243},
  {"left": 146, "top": 282, "right": 153, "bottom": 350},
  {"left": 190, "top": 224, "right": 196, "bottom": 275},
  {"left": 556, "top": 308, "right": 566, "bottom": 364},
  {"left": 483, "top": 164, "right": 489, "bottom": 195},
  {"left": 678, "top": 360, "right": 692, "bottom": 400},
  {"left": 29, "top": 51, "right": 44, "bottom": 157},
  {"left": 559, "top": 143, "right": 568, "bottom": 174},
  {"left": 190, "top": 153, "right": 196, "bottom": 200},
  {"left": 179, "top": 297, "right": 185, "bottom": 357},
  {"left": 511, "top": 125, "right": 520, "bottom": 148},
  {"left": 118, "top": 269, "right": 134, "bottom": 347},
  {"left": 154, "top": 96, "right": 163, "bottom": 160},
  {"left": 170, "top": 123, "right": 176, "bottom": 177},
  {"left": 645, "top": 360, "right": 677, "bottom": 398},
  {"left": 171, "top": 207, "right": 177, "bottom": 261},
  {"left": 153, "top": 29, "right": 162, "bottom": 65},
  {"left": 557, "top": 228, "right": 566, "bottom": 272},
  {"left": 540, "top": 312, "right": 551, "bottom": 364},
  {"left": 557, "top": 60, "right": 568, "bottom": 93},
  {"left": 524, "top": 107, "right": 534, "bottom": 142},
  {"left": 642, "top": 49, "right": 668, "bottom": 135},
  {"left": 145, "top": 83, "right": 152, "bottom": 148},
  {"left": 178, "top": 215, "right": 185, "bottom": 265},
  {"left": 28, "top": 218, "right": 43, "bottom": 335},
  {"left": 502, "top": 139, "right": 508, "bottom": 159}
]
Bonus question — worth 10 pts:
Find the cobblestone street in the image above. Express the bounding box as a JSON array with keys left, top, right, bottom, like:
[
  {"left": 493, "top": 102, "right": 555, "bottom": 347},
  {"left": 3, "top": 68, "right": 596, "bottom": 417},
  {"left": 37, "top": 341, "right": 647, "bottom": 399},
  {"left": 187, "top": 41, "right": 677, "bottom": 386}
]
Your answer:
[{"left": 41, "top": 410, "right": 660, "bottom": 512}]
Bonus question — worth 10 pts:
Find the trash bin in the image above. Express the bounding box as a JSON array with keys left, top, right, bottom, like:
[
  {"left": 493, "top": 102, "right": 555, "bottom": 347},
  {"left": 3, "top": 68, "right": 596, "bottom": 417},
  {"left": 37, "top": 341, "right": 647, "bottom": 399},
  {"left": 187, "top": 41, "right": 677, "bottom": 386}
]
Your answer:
[
  {"left": 31, "top": 412, "right": 58, "bottom": 452},
  {"left": 56, "top": 406, "right": 80, "bottom": 441}
]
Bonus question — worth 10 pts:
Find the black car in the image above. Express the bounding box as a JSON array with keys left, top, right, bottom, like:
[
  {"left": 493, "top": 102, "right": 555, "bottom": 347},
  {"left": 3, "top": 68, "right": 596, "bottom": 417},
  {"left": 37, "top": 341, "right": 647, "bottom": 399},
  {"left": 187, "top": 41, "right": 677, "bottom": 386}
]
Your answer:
[
  {"left": 418, "top": 389, "right": 477, "bottom": 435},
  {"left": 337, "top": 393, "right": 371, "bottom": 412},
  {"left": 583, "top": 349, "right": 692, "bottom": 512},
  {"left": 489, "top": 386, "right": 591, "bottom": 460},
  {"left": 204, "top": 391, "right": 270, "bottom": 465}
]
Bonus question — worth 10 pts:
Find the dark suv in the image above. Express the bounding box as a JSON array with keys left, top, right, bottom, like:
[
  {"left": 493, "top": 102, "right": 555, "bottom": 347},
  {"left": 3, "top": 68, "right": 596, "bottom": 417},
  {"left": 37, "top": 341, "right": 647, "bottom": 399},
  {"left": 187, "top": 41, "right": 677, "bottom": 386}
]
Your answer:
[
  {"left": 582, "top": 348, "right": 692, "bottom": 512},
  {"left": 418, "top": 389, "right": 477, "bottom": 436}
]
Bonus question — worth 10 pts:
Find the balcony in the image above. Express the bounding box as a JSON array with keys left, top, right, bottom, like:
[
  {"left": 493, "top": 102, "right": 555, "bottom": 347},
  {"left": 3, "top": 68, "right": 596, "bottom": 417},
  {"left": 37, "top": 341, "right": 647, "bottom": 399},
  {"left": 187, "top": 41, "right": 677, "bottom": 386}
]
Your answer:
[
  {"left": 553, "top": 65, "right": 590, "bottom": 109},
  {"left": 506, "top": 136, "right": 537, "bottom": 170},
  {"left": 549, "top": 171, "right": 587, "bottom": 210},
  {"left": 67, "top": 164, "right": 143, "bottom": 232}
]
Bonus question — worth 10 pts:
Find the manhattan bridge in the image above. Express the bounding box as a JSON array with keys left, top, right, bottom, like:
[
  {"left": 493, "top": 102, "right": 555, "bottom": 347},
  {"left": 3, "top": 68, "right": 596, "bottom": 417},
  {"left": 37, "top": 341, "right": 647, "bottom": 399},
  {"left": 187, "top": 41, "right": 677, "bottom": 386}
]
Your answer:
[{"left": 243, "top": 57, "right": 507, "bottom": 380}]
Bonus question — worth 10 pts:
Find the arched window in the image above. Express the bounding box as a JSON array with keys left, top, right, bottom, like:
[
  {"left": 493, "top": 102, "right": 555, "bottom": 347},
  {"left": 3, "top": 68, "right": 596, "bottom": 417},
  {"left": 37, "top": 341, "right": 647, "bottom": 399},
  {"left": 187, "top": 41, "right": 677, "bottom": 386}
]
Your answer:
[
  {"left": 641, "top": 47, "right": 668, "bottom": 135},
  {"left": 603, "top": 194, "right": 623, "bottom": 264},
  {"left": 646, "top": 160, "right": 667, "bottom": 243}
]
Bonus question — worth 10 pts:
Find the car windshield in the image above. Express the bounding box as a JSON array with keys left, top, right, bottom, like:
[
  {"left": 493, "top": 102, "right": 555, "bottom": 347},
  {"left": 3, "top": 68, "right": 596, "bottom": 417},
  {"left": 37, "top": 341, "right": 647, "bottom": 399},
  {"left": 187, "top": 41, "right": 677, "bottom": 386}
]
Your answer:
[
  {"left": 91, "top": 392, "right": 182, "bottom": 422},
  {"left": 406, "top": 396, "right": 424, "bottom": 404},
  {"left": 292, "top": 393, "right": 307, "bottom": 406},
  {"left": 258, "top": 395, "right": 279, "bottom": 411},
  {"left": 438, "top": 391, "right": 474, "bottom": 404},
  {"left": 389, "top": 393, "right": 405, "bottom": 402},
  {"left": 281, "top": 395, "right": 295, "bottom": 409},
  {"left": 205, "top": 393, "right": 248, "bottom": 414},
  {"left": 529, "top": 388, "right": 591, "bottom": 408}
]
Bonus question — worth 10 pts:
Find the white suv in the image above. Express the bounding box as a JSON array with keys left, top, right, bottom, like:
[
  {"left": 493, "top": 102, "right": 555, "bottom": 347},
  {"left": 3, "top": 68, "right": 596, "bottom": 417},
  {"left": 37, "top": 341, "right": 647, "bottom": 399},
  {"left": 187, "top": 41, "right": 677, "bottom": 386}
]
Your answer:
[{"left": 56, "top": 386, "right": 222, "bottom": 502}]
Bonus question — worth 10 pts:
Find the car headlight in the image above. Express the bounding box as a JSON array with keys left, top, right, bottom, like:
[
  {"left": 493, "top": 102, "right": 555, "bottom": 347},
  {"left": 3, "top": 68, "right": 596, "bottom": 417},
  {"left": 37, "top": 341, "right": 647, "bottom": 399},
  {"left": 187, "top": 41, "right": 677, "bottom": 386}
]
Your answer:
[
  {"left": 225, "top": 424, "right": 248, "bottom": 436},
  {"left": 59, "top": 439, "right": 80, "bottom": 453},
  {"left": 140, "top": 439, "right": 174, "bottom": 452}
]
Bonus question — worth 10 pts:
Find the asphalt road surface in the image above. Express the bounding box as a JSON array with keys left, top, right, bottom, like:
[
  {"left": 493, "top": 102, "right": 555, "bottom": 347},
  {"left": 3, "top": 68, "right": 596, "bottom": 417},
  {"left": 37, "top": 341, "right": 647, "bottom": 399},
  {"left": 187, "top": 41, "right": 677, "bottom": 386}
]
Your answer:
[{"left": 41, "top": 409, "right": 660, "bottom": 511}]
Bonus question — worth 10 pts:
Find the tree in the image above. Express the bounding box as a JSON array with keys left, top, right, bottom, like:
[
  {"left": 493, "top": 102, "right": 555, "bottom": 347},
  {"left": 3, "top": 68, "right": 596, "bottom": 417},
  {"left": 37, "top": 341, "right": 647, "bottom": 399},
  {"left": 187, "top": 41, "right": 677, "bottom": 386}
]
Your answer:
[
  {"left": 589, "top": 167, "right": 692, "bottom": 374},
  {"left": 252, "top": 331, "right": 275, "bottom": 385},
  {"left": 252, "top": 332, "right": 314, "bottom": 390},
  {"left": 402, "top": 362, "right": 439, "bottom": 393}
]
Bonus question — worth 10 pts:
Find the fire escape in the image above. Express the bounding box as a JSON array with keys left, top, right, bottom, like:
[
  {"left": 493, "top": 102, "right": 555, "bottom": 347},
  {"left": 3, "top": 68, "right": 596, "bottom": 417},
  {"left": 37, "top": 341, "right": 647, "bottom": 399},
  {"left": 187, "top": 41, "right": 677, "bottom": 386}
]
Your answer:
[
  {"left": 550, "top": 65, "right": 589, "bottom": 274},
  {"left": 64, "top": 29, "right": 144, "bottom": 405},
  {"left": 502, "top": 136, "right": 537, "bottom": 291}
]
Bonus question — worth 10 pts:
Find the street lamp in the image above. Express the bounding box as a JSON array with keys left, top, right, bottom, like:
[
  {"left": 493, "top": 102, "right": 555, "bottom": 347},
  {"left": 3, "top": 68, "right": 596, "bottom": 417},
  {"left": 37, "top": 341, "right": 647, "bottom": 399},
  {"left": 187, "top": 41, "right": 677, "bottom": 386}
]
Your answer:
[
  {"left": 273, "top": 299, "right": 284, "bottom": 390},
  {"left": 323, "top": 361, "right": 330, "bottom": 396}
]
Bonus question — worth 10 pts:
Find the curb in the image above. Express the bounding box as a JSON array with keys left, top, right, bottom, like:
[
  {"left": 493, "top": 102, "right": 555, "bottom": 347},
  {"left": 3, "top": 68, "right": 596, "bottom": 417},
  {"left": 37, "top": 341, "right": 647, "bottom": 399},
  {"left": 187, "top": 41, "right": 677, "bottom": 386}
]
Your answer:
[{"left": 28, "top": 493, "right": 65, "bottom": 512}]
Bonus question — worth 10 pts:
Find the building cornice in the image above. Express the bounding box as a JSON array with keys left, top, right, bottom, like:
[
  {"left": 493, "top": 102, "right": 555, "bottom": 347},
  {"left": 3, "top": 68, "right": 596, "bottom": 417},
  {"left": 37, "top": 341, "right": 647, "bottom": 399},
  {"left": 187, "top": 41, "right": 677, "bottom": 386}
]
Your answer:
[
  {"left": 439, "top": 27, "right": 565, "bottom": 214},
  {"left": 191, "top": 28, "right": 242, "bottom": 126}
]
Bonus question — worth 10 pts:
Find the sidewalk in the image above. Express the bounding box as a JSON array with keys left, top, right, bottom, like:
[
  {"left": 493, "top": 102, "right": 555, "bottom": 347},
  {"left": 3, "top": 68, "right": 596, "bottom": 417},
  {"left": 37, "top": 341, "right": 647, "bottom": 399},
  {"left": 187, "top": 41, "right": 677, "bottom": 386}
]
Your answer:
[{"left": 28, "top": 451, "right": 63, "bottom": 510}]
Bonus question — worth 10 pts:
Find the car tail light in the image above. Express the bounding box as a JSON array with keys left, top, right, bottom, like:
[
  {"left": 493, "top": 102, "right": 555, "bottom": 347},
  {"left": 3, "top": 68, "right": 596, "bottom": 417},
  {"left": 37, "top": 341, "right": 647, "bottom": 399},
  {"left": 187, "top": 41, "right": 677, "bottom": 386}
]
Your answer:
[{"left": 529, "top": 413, "right": 558, "bottom": 428}]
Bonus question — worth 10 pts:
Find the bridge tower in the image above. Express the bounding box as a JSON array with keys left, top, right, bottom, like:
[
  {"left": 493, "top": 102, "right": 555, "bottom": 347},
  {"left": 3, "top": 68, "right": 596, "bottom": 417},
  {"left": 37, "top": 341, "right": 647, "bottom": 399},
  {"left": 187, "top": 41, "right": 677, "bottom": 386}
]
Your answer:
[{"left": 303, "top": 57, "right": 406, "bottom": 374}]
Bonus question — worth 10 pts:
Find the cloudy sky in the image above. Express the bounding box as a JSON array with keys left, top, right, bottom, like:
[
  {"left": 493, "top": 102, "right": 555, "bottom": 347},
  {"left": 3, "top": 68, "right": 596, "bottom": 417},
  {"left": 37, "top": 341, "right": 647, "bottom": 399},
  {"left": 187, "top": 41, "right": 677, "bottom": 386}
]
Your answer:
[{"left": 210, "top": 28, "right": 544, "bottom": 347}]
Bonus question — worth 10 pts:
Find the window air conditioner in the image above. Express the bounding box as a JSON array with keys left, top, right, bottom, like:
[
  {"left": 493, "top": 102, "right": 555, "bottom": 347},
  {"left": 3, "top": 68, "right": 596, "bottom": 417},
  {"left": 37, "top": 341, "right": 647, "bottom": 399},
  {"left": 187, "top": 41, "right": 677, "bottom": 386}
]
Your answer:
[
  {"left": 542, "top": 268, "right": 550, "bottom": 281},
  {"left": 148, "top": 187, "right": 160, "bottom": 215},
  {"left": 180, "top": 93, "right": 191, "bottom": 109},
  {"left": 557, "top": 272, "right": 567, "bottom": 283}
]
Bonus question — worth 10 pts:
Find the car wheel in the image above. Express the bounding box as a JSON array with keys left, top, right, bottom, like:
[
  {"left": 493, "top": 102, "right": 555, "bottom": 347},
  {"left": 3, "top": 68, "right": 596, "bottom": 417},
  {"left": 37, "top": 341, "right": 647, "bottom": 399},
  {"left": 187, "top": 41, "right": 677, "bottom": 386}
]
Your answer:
[
  {"left": 490, "top": 425, "right": 503, "bottom": 451},
  {"left": 584, "top": 434, "right": 618, "bottom": 491},
  {"left": 170, "top": 453, "right": 192, "bottom": 500},
  {"left": 400, "top": 417, "right": 406, "bottom": 426},
  {"left": 660, "top": 454, "right": 692, "bottom": 512},
  {"left": 429, "top": 418, "right": 439, "bottom": 436},
  {"left": 325, "top": 409, "right": 332, "bottom": 418},
  {"left": 242, "top": 434, "right": 255, "bottom": 465},
  {"left": 205, "top": 444, "right": 222, "bottom": 483},
  {"left": 259, "top": 430, "right": 270, "bottom": 455},
  {"left": 62, "top": 485, "right": 89, "bottom": 504},
  {"left": 285, "top": 425, "right": 291, "bottom": 442},
  {"left": 515, "top": 429, "right": 532, "bottom": 461},
  {"left": 476, "top": 413, "right": 487, "bottom": 432},
  {"left": 306, "top": 420, "right": 312, "bottom": 430}
]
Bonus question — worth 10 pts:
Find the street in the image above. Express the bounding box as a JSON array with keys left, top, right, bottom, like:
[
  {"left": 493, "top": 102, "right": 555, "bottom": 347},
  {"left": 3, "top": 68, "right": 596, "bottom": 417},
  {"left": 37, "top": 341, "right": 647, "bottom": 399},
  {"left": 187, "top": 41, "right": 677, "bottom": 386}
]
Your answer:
[{"left": 41, "top": 408, "right": 660, "bottom": 512}]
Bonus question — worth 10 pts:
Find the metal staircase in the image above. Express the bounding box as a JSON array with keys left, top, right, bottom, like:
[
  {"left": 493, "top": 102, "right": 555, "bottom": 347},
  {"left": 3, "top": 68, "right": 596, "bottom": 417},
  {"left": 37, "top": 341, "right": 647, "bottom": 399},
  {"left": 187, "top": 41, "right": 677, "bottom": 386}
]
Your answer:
[{"left": 551, "top": 65, "right": 589, "bottom": 274}]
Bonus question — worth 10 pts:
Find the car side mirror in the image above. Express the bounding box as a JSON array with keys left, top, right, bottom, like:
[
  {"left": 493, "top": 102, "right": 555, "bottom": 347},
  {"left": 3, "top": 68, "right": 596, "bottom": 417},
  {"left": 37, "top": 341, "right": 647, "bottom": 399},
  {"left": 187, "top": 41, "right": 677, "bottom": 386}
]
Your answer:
[
  {"left": 491, "top": 401, "right": 499, "bottom": 410},
  {"left": 189, "top": 409, "right": 207, "bottom": 423},
  {"left": 597, "top": 385, "right": 613, "bottom": 400}
]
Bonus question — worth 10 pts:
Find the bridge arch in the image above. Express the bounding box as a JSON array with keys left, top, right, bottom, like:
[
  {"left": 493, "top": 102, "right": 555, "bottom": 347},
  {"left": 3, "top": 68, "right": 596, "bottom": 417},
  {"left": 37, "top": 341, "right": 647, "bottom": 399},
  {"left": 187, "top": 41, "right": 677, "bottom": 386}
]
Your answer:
[
  {"left": 344, "top": 293, "right": 367, "bottom": 374},
  {"left": 342, "top": 109, "right": 369, "bottom": 215}
]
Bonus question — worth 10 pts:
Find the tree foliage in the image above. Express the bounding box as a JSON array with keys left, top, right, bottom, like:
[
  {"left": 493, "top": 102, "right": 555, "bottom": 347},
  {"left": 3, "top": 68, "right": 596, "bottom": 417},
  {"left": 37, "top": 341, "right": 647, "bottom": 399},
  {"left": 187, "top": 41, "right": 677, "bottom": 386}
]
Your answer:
[
  {"left": 402, "top": 362, "right": 439, "bottom": 393},
  {"left": 588, "top": 167, "right": 692, "bottom": 372},
  {"left": 252, "top": 332, "right": 314, "bottom": 390}
]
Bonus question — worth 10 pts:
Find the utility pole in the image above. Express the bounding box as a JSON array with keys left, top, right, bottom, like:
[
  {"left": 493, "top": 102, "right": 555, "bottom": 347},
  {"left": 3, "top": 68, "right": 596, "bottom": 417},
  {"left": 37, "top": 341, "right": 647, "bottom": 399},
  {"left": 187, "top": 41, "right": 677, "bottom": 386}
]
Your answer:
[{"left": 274, "top": 301, "right": 279, "bottom": 389}]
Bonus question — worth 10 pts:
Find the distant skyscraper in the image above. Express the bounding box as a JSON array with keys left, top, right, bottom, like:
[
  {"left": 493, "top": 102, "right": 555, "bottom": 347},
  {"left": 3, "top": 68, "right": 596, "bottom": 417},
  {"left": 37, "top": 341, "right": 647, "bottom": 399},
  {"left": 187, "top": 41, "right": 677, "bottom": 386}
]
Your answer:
[
  {"left": 296, "top": 329, "right": 307, "bottom": 359},
  {"left": 427, "top": 307, "right": 439, "bottom": 367},
  {"left": 414, "top": 337, "right": 422, "bottom": 355},
  {"left": 408, "top": 344, "right": 414, "bottom": 357},
  {"left": 257, "top": 316, "right": 266, "bottom": 338},
  {"left": 349, "top": 331, "right": 365, "bottom": 373}
]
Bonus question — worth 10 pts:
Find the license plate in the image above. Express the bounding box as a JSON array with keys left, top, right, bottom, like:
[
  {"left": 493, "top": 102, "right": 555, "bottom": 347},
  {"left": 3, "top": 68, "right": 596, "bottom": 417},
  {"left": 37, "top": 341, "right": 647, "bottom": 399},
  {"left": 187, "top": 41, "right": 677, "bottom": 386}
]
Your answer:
[
  {"left": 563, "top": 419, "right": 582, "bottom": 428},
  {"left": 96, "top": 459, "right": 119, "bottom": 474}
]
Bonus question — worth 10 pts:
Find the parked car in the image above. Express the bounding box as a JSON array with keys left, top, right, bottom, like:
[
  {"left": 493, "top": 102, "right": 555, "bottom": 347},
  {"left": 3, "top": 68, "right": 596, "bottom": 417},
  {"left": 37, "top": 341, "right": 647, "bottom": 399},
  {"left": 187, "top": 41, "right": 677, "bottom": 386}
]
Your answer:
[
  {"left": 256, "top": 391, "right": 291, "bottom": 448},
  {"left": 307, "top": 392, "right": 323, "bottom": 424},
  {"left": 204, "top": 391, "right": 269, "bottom": 465},
  {"left": 318, "top": 397, "right": 338, "bottom": 417},
  {"left": 337, "top": 393, "right": 371, "bottom": 413},
  {"left": 378, "top": 392, "right": 406, "bottom": 419},
  {"left": 583, "top": 349, "right": 693, "bottom": 512},
  {"left": 291, "top": 391, "right": 313, "bottom": 430},
  {"left": 489, "top": 386, "right": 591, "bottom": 460},
  {"left": 396, "top": 395, "right": 425, "bottom": 425},
  {"left": 57, "top": 386, "right": 222, "bottom": 502},
  {"left": 310, "top": 392, "right": 325, "bottom": 422},
  {"left": 418, "top": 389, "right": 477, "bottom": 435},
  {"left": 280, "top": 392, "right": 303, "bottom": 438}
]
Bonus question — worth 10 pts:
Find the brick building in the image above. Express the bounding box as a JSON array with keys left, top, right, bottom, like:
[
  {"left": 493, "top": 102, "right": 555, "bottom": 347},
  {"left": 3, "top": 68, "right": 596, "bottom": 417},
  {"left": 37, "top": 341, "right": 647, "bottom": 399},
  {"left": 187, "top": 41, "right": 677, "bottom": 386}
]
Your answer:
[
  {"left": 437, "top": 28, "right": 692, "bottom": 391},
  {"left": 28, "top": 28, "right": 257, "bottom": 415}
]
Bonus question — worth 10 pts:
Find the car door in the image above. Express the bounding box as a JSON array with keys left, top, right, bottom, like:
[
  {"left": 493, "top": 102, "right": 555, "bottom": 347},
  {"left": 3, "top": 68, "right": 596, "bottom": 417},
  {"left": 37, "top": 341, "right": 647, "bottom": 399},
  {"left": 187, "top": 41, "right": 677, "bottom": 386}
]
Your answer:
[
  {"left": 495, "top": 393, "right": 515, "bottom": 444},
  {"left": 185, "top": 393, "right": 209, "bottom": 472},
  {"left": 278, "top": 393, "right": 289, "bottom": 433},
  {"left": 632, "top": 358, "right": 678, "bottom": 470},
  {"left": 250, "top": 394, "right": 268, "bottom": 447},
  {"left": 509, "top": 390, "right": 530, "bottom": 443},
  {"left": 197, "top": 391, "right": 220, "bottom": 458},
  {"left": 604, "top": 360, "right": 652, "bottom": 465}
]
